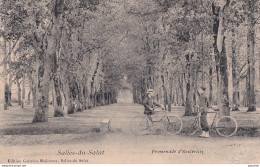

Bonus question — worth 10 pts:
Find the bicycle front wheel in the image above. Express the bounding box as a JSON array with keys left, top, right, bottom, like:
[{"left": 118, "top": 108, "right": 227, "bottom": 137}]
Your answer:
[
  {"left": 130, "top": 116, "right": 150, "bottom": 135},
  {"left": 161, "top": 115, "right": 183, "bottom": 135},
  {"left": 216, "top": 116, "right": 238, "bottom": 137}
]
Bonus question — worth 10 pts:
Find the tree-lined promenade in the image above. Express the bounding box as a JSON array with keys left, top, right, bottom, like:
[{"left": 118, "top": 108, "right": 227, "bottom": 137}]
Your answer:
[{"left": 0, "top": 0, "right": 259, "bottom": 123}]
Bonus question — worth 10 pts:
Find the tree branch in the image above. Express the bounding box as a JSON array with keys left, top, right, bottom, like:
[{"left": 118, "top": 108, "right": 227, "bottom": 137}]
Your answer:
[
  {"left": 0, "top": 10, "right": 9, "bottom": 15},
  {"left": 6, "top": 36, "right": 22, "bottom": 56},
  {"left": 238, "top": 62, "right": 247, "bottom": 76}
]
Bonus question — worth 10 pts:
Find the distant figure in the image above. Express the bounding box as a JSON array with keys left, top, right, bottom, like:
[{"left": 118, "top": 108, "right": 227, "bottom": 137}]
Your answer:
[
  {"left": 197, "top": 86, "right": 210, "bottom": 138},
  {"left": 143, "top": 89, "right": 164, "bottom": 132}
]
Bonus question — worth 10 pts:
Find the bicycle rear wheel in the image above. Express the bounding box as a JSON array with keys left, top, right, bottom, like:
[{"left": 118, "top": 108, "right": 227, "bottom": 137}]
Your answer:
[
  {"left": 161, "top": 115, "right": 182, "bottom": 135},
  {"left": 216, "top": 116, "right": 238, "bottom": 137},
  {"left": 130, "top": 116, "right": 150, "bottom": 135}
]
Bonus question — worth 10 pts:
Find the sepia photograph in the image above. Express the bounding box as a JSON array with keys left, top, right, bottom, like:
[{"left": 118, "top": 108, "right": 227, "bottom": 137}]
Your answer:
[{"left": 0, "top": 0, "right": 260, "bottom": 165}]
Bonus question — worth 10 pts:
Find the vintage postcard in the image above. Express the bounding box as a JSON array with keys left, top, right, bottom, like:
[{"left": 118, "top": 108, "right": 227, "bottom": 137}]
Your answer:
[{"left": 0, "top": 0, "right": 260, "bottom": 165}]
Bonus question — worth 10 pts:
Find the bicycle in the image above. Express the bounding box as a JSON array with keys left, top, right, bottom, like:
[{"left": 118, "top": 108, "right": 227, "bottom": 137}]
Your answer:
[
  {"left": 186, "top": 110, "right": 238, "bottom": 137},
  {"left": 130, "top": 108, "right": 183, "bottom": 135}
]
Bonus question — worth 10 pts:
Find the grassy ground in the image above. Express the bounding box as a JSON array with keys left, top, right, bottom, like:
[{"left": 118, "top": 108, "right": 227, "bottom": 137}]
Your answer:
[
  {"left": 0, "top": 104, "right": 110, "bottom": 146},
  {"left": 0, "top": 104, "right": 107, "bottom": 135}
]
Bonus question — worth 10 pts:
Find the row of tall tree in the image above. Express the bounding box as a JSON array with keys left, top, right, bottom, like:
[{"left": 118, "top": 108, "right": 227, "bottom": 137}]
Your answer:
[
  {"left": 124, "top": 0, "right": 260, "bottom": 116},
  {"left": 0, "top": 0, "right": 259, "bottom": 122},
  {"left": 1, "top": 0, "right": 123, "bottom": 122}
]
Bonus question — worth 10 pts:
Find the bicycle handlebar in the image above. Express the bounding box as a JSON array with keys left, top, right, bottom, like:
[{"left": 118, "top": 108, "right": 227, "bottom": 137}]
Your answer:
[
  {"left": 197, "top": 111, "right": 217, "bottom": 114},
  {"left": 206, "top": 111, "right": 218, "bottom": 113}
]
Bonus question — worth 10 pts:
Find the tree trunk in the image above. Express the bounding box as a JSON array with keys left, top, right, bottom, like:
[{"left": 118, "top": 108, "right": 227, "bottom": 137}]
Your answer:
[
  {"left": 33, "top": 0, "right": 65, "bottom": 121},
  {"left": 168, "top": 75, "right": 173, "bottom": 111},
  {"left": 53, "top": 39, "right": 64, "bottom": 116},
  {"left": 256, "top": 54, "right": 260, "bottom": 108},
  {"left": 94, "top": 93, "right": 97, "bottom": 107},
  {"left": 212, "top": 4, "right": 221, "bottom": 109},
  {"left": 17, "top": 80, "right": 21, "bottom": 105},
  {"left": 193, "top": 55, "right": 199, "bottom": 109},
  {"left": 7, "top": 41, "right": 13, "bottom": 107},
  {"left": 161, "top": 74, "right": 168, "bottom": 110},
  {"left": 3, "top": 38, "right": 8, "bottom": 110},
  {"left": 76, "top": 83, "right": 83, "bottom": 112},
  {"left": 106, "top": 93, "right": 110, "bottom": 105},
  {"left": 219, "top": 38, "right": 230, "bottom": 116},
  {"left": 174, "top": 87, "right": 178, "bottom": 106},
  {"left": 231, "top": 30, "right": 239, "bottom": 111},
  {"left": 27, "top": 72, "right": 34, "bottom": 106},
  {"left": 53, "top": 78, "right": 64, "bottom": 116},
  {"left": 27, "top": 90, "right": 31, "bottom": 105},
  {"left": 245, "top": 75, "right": 250, "bottom": 107},
  {"left": 53, "top": 0, "right": 65, "bottom": 116},
  {"left": 32, "top": 85, "right": 36, "bottom": 107},
  {"left": 82, "top": 86, "right": 88, "bottom": 110},
  {"left": 179, "top": 74, "right": 185, "bottom": 106},
  {"left": 201, "top": 33, "right": 205, "bottom": 86},
  {"left": 209, "top": 60, "right": 213, "bottom": 108},
  {"left": 67, "top": 99, "right": 75, "bottom": 114},
  {"left": 212, "top": 1, "right": 230, "bottom": 117},
  {"left": 237, "top": 80, "right": 240, "bottom": 105},
  {"left": 90, "top": 55, "right": 101, "bottom": 108},
  {"left": 30, "top": 71, "right": 37, "bottom": 108},
  {"left": 8, "top": 74, "right": 13, "bottom": 107},
  {"left": 100, "top": 82, "right": 105, "bottom": 106},
  {"left": 65, "top": 85, "right": 75, "bottom": 114},
  {"left": 32, "top": 20, "right": 57, "bottom": 122},
  {"left": 247, "top": 0, "right": 256, "bottom": 112},
  {"left": 32, "top": 49, "right": 53, "bottom": 123},
  {"left": 4, "top": 84, "right": 9, "bottom": 110},
  {"left": 21, "top": 76, "right": 25, "bottom": 109},
  {"left": 184, "top": 54, "right": 194, "bottom": 116}
]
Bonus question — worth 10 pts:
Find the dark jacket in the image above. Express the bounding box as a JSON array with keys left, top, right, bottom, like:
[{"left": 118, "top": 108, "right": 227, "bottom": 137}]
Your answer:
[
  {"left": 198, "top": 93, "right": 209, "bottom": 112},
  {"left": 143, "top": 96, "right": 161, "bottom": 114}
]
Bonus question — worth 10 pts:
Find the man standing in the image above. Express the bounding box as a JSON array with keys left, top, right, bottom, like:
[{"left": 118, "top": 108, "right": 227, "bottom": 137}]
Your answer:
[
  {"left": 143, "top": 89, "right": 163, "bottom": 133},
  {"left": 197, "top": 86, "right": 210, "bottom": 138}
]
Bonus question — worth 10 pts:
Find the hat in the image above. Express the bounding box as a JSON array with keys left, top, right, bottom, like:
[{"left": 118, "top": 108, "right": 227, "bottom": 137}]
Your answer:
[
  {"left": 146, "top": 89, "right": 154, "bottom": 94},
  {"left": 200, "top": 86, "right": 206, "bottom": 91}
]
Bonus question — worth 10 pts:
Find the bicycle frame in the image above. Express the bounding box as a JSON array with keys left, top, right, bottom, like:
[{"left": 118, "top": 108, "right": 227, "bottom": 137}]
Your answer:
[
  {"left": 192, "top": 111, "right": 218, "bottom": 129},
  {"left": 187, "top": 109, "right": 238, "bottom": 137},
  {"left": 208, "top": 111, "right": 218, "bottom": 128},
  {"left": 147, "top": 110, "right": 167, "bottom": 127},
  {"left": 131, "top": 109, "right": 183, "bottom": 136}
]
